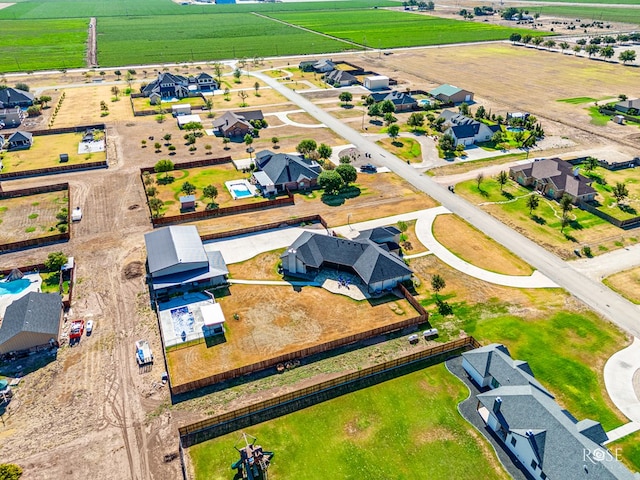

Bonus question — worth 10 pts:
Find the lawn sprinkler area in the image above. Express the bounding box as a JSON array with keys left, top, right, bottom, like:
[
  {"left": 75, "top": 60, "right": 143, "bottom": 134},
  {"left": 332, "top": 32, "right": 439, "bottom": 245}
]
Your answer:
[
  {"left": 225, "top": 179, "right": 258, "bottom": 200},
  {"left": 157, "top": 293, "right": 221, "bottom": 348}
]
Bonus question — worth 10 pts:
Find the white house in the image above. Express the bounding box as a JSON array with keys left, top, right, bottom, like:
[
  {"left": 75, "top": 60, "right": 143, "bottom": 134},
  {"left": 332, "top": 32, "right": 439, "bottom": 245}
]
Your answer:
[{"left": 439, "top": 110, "right": 500, "bottom": 146}]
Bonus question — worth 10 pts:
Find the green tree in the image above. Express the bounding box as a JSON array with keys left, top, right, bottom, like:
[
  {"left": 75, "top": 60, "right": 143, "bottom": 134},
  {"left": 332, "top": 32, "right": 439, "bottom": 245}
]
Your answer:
[
  {"left": 476, "top": 172, "right": 484, "bottom": 191},
  {"left": 296, "top": 139, "right": 317, "bottom": 156},
  {"left": 203, "top": 184, "right": 218, "bottom": 207},
  {"left": 317, "top": 143, "right": 332, "bottom": 160},
  {"left": 26, "top": 105, "right": 41, "bottom": 117},
  {"left": 430, "top": 274, "right": 446, "bottom": 300},
  {"left": 154, "top": 142, "right": 161, "bottom": 152},
  {"left": 459, "top": 102, "right": 470, "bottom": 115},
  {"left": 146, "top": 186, "right": 158, "bottom": 197},
  {"left": 522, "top": 34, "right": 533, "bottom": 44},
  {"left": 560, "top": 194, "right": 573, "bottom": 215},
  {"left": 380, "top": 99, "right": 395, "bottom": 114},
  {"left": 584, "top": 156, "right": 599, "bottom": 171},
  {"left": 543, "top": 40, "right": 556, "bottom": 49},
  {"left": 526, "top": 194, "right": 540, "bottom": 215},
  {"left": 388, "top": 123, "right": 400, "bottom": 139},
  {"left": 619, "top": 50, "right": 637, "bottom": 65},
  {"left": 585, "top": 44, "right": 600, "bottom": 58},
  {"left": 497, "top": 170, "right": 508, "bottom": 191},
  {"left": 474, "top": 105, "right": 486, "bottom": 120},
  {"left": 613, "top": 182, "right": 629, "bottom": 203},
  {"left": 38, "top": 95, "right": 51, "bottom": 107},
  {"left": 181, "top": 181, "right": 196, "bottom": 196},
  {"left": 491, "top": 130, "right": 504, "bottom": 145},
  {"left": 0, "top": 464, "right": 23, "bottom": 480},
  {"left": 114, "top": 70, "right": 122, "bottom": 80},
  {"left": 600, "top": 46, "right": 615, "bottom": 59},
  {"left": 439, "top": 134, "right": 455, "bottom": 152},
  {"left": 509, "top": 33, "right": 522, "bottom": 43},
  {"left": 336, "top": 163, "right": 357, "bottom": 185},
  {"left": 384, "top": 112, "right": 397, "bottom": 126},
  {"left": 222, "top": 137, "right": 231, "bottom": 149},
  {"left": 243, "top": 133, "right": 253, "bottom": 148},
  {"left": 233, "top": 68, "right": 241, "bottom": 81},
  {"left": 271, "top": 136, "right": 280, "bottom": 149},
  {"left": 154, "top": 159, "right": 174, "bottom": 179},
  {"left": 254, "top": 82, "right": 260, "bottom": 96},
  {"left": 559, "top": 41, "right": 570, "bottom": 53},
  {"left": 407, "top": 112, "right": 424, "bottom": 132},
  {"left": 45, "top": 252, "right": 68, "bottom": 272},
  {"left": 213, "top": 62, "right": 223, "bottom": 83},
  {"left": 339, "top": 91, "right": 353, "bottom": 105},
  {"left": 560, "top": 213, "right": 571, "bottom": 233},
  {"left": 15, "top": 83, "right": 29, "bottom": 92},
  {"left": 318, "top": 170, "right": 344, "bottom": 194},
  {"left": 148, "top": 197, "right": 164, "bottom": 218},
  {"left": 532, "top": 37, "right": 544, "bottom": 47}
]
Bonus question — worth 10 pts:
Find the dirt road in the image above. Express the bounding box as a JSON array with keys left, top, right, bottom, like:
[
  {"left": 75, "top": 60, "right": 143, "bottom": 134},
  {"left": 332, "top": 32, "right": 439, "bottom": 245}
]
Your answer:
[{"left": 87, "top": 18, "right": 97, "bottom": 68}]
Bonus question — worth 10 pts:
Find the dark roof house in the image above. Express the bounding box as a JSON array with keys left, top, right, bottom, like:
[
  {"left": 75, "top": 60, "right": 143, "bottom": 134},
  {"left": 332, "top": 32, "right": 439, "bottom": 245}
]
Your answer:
[
  {"left": 281, "top": 231, "right": 413, "bottom": 292},
  {"left": 212, "top": 110, "right": 264, "bottom": 137},
  {"left": 614, "top": 99, "right": 640, "bottom": 114},
  {"left": 325, "top": 69, "right": 358, "bottom": 87},
  {"left": 142, "top": 72, "right": 218, "bottom": 101},
  {"left": 7, "top": 131, "right": 33, "bottom": 150},
  {"left": 509, "top": 158, "right": 596, "bottom": 203},
  {"left": 439, "top": 110, "right": 500, "bottom": 146},
  {"left": 370, "top": 91, "right": 417, "bottom": 112},
  {"left": 252, "top": 150, "right": 321, "bottom": 192},
  {"left": 144, "top": 225, "right": 228, "bottom": 296},
  {"left": 0, "top": 292, "right": 63, "bottom": 354},
  {"left": 0, "top": 88, "right": 35, "bottom": 109},
  {"left": 0, "top": 107, "right": 26, "bottom": 129}
]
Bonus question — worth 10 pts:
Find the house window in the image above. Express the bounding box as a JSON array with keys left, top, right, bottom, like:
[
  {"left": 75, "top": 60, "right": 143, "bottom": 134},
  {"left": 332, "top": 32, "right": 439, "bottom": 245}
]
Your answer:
[
  {"left": 531, "top": 459, "right": 537, "bottom": 470},
  {"left": 510, "top": 437, "right": 517, "bottom": 447}
]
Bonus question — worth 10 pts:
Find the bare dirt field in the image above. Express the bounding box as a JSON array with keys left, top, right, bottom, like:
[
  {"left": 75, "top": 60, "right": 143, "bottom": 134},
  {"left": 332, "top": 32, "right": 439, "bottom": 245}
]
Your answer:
[
  {"left": 604, "top": 267, "right": 640, "bottom": 304},
  {"left": 0, "top": 190, "right": 68, "bottom": 243},
  {"left": 50, "top": 86, "right": 135, "bottom": 126},
  {"left": 432, "top": 214, "right": 534, "bottom": 276},
  {"left": 166, "top": 284, "right": 418, "bottom": 386},
  {"left": 191, "top": 170, "right": 436, "bottom": 236}
]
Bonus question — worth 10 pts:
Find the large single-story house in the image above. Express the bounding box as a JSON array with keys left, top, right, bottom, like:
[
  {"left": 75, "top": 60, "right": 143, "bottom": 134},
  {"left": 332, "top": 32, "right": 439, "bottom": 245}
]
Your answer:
[
  {"left": 325, "top": 69, "right": 358, "bottom": 87},
  {"left": 439, "top": 110, "right": 500, "bottom": 146},
  {"left": 613, "top": 99, "right": 640, "bottom": 114},
  {"left": 7, "top": 131, "right": 33, "bottom": 150},
  {"left": 212, "top": 110, "right": 264, "bottom": 138},
  {"left": 464, "top": 344, "right": 639, "bottom": 480},
  {"left": 429, "top": 84, "right": 474, "bottom": 104},
  {"left": 0, "top": 292, "right": 63, "bottom": 355},
  {"left": 281, "top": 231, "right": 413, "bottom": 293},
  {"left": 0, "top": 87, "right": 35, "bottom": 109},
  {"left": 141, "top": 72, "right": 218, "bottom": 102},
  {"left": 144, "top": 225, "right": 228, "bottom": 298},
  {"left": 369, "top": 91, "right": 417, "bottom": 112},
  {"left": 252, "top": 150, "right": 321, "bottom": 193},
  {"left": 509, "top": 157, "right": 597, "bottom": 203},
  {"left": 0, "top": 107, "right": 25, "bottom": 129},
  {"left": 355, "top": 225, "right": 401, "bottom": 253}
]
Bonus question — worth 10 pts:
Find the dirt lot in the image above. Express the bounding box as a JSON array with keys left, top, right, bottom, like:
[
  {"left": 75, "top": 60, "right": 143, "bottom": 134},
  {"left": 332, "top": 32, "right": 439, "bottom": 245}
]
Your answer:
[
  {"left": 0, "top": 189, "right": 68, "bottom": 243},
  {"left": 166, "top": 284, "right": 418, "bottom": 386},
  {"left": 604, "top": 267, "right": 640, "bottom": 304}
]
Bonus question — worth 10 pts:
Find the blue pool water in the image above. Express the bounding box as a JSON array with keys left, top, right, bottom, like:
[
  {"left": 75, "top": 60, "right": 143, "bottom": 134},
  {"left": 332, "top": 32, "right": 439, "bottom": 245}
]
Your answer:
[
  {"left": 0, "top": 278, "right": 30, "bottom": 296},
  {"left": 231, "top": 184, "right": 252, "bottom": 198},
  {"left": 507, "top": 127, "right": 524, "bottom": 132}
]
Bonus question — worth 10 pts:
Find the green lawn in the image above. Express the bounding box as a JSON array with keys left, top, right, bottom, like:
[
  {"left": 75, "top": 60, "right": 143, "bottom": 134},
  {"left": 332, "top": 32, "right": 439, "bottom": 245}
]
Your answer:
[
  {"left": 587, "top": 106, "right": 612, "bottom": 126},
  {"left": 534, "top": 5, "right": 640, "bottom": 24},
  {"left": 557, "top": 97, "right": 597, "bottom": 105},
  {"left": 0, "top": 18, "right": 87, "bottom": 72},
  {"left": 268, "top": 10, "right": 549, "bottom": 49},
  {"left": 583, "top": 166, "right": 640, "bottom": 221},
  {"left": 376, "top": 137, "right": 422, "bottom": 162},
  {"left": 189, "top": 363, "right": 510, "bottom": 480},
  {"left": 610, "top": 430, "right": 640, "bottom": 473}
]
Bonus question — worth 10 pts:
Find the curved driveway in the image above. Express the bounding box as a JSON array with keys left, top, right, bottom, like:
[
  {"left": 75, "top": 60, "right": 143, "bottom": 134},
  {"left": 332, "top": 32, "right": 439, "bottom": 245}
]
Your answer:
[
  {"left": 250, "top": 68, "right": 640, "bottom": 338},
  {"left": 604, "top": 338, "right": 640, "bottom": 439}
]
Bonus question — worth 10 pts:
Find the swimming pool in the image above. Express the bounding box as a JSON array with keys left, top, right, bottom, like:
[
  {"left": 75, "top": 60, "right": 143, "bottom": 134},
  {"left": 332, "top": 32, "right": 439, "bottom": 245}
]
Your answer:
[
  {"left": 507, "top": 127, "right": 524, "bottom": 132},
  {"left": 225, "top": 180, "right": 257, "bottom": 200},
  {"left": 0, "top": 278, "right": 30, "bottom": 296}
]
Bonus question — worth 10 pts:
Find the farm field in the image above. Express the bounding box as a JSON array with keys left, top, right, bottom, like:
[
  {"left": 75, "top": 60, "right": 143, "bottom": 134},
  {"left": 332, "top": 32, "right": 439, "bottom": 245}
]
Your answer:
[
  {"left": 266, "top": 10, "right": 549, "bottom": 49},
  {"left": 166, "top": 284, "right": 419, "bottom": 386},
  {"left": 188, "top": 363, "right": 510, "bottom": 480},
  {"left": 408, "top": 254, "right": 628, "bottom": 432},
  {"left": 0, "top": 18, "right": 87, "bottom": 73},
  {"left": 604, "top": 266, "right": 640, "bottom": 304},
  {"left": 0, "top": 189, "right": 69, "bottom": 243},
  {"left": 97, "top": 14, "right": 354, "bottom": 67},
  {"left": 0, "top": 132, "right": 106, "bottom": 173},
  {"left": 535, "top": 5, "right": 640, "bottom": 24},
  {"left": 431, "top": 213, "right": 534, "bottom": 276}
]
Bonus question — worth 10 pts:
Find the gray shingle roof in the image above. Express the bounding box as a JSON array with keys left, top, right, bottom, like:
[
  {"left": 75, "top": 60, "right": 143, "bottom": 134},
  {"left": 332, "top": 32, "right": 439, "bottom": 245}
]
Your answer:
[
  {"left": 255, "top": 150, "right": 320, "bottom": 187},
  {"left": 370, "top": 91, "right": 417, "bottom": 107},
  {"left": 356, "top": 226, "right": 401, "bottom": 243},
  {"left": 282, "top": 232, "right": 412, "bottom": 286},
  {"left": 0, "top": 292, "right": 62, "bottom": 345},
  {"left": 8, "top": 131, "right": 33, "bottom": 144},
  {"left": 325, "top": 70, "right": 357, "bottom": 84},
  {"left": 0, "top": 88, "right": 35, "bottom": 108},
  {"left": 511, "top": 158, "right": 596, "bottom": 198},
  {"left": 477, "top": 385, "right": 638, "bottom": 480},
  {"left": 144, "top": 226, "right": 208, "bottom": 277},
  {"left": 150, "top": 250, "right": 228, "bottom": 290}
]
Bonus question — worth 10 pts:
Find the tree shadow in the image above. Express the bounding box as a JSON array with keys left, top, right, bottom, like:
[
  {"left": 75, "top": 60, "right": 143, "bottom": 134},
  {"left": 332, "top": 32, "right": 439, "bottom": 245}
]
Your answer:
[
  {"left": 563, "top": 232, "right": 578, "bottom": 242},
  {"left": 321, "top": 186, "right": 361, "bottom": 206},
  {"left": 341, "top": 104, "right": 354, "bottom": 110},
  {"left": 569, "top": 219, "right": 584, "bottom": 230},
  {"left": 500, "top": 190, "right": 514, "bottom": 200},
  {"left": 531, "top": 215, "right": 546, "bottom": 225},
  {"left": 477, "top": 188, "right": 489, "bottom": 198},
  {"left": 436, "top": 299, "right": 453, "bottom": 316},
  {"left": 391, "top": 140, "right": 404, "bottom": 148},
  {"left": 619, "top": 204, "right": 637, "bottom": 215}
]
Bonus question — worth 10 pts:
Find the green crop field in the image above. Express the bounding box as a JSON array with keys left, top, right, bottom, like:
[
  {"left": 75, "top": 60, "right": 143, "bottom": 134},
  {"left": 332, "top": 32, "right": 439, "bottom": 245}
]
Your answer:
[
  {"left": 520, "top": 0, "right": 640, "bottom": 4},
  {"left": 97, "top": 13, "right": 353, "bottom": 66},
  {"left": 0, "top": 0, "right": 397, "bottom": 20},
  {"left": 0, "top": 18, "right": 87, "bottom": 72},
  {"left": 189, "top": 363, "right": 510, "bottom": 480},
  {"left": 267, "top": 9, "right": 548, "bottom": 49},
  {"left": 533, "top": 6, "right": 640, "bottom": 24}
]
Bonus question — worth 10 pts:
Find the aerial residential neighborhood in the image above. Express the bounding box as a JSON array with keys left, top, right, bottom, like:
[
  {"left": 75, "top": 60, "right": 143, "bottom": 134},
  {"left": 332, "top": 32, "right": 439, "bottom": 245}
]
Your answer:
[{"left": 1, "top": 0, "right": 640, "bottom": 479}]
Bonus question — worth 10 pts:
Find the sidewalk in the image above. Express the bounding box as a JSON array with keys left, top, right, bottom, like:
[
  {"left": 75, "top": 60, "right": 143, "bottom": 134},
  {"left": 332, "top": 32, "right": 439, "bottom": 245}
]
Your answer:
[{"left": 604, "top": 337, "right": 640, "bottom": 424}]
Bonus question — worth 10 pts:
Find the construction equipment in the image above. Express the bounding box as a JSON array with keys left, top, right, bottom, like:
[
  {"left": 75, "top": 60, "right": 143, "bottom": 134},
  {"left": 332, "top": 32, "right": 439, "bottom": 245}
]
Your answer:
[
  {"left": 135, "top": 340, "right": 153, "bottom": 366},
  {"left": 231, "top": 433, "right": 274, "bottom": 480},
  {"left": 69, "top": 320, "right": 84, "bottom": 340}
]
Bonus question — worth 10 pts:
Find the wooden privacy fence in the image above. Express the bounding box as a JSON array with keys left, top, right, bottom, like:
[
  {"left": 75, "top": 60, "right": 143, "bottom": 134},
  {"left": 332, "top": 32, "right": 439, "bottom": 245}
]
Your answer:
[
  {"left": 30, "top": 123, "right": 106, "bottom": 136},
  {"left": 178, "top": 336, "right": 481, "bottom": 447},
  {"left": 200, "top": 214, "right": 328, "bottom": 242},
  {"left": 139, "top": 156, "right": 233, "bottom": 174},
  {"left": 397, "top": 283, "right": 427, "bottom": 315},
  {"left": 170, "top": 311, "right": 429, "bottom": 395},
  {"left": 0, "top": 160, "right": 108, "bottom": 180},
  {"left": 0, "top": 182, "right": 68, "bottom": 198},
  {"left": 579, "top": 201, "right": 640, "bottom": 229}
]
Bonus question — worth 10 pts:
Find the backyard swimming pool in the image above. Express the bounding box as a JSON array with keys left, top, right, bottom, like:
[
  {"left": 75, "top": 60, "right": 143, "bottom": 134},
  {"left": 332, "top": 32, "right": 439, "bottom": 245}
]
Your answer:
[
  {"left": 0, "top": 279, "right": 30, "bottom": 296},
  {"left": 225, "top": 180, "right": 257, "bottom": 200},
  {"left": 507, "top": 127, "right": 524, "bottom": 132}
]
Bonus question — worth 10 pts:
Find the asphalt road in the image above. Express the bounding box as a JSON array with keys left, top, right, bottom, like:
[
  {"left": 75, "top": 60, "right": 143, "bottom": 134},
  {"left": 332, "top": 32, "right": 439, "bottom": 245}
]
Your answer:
[{"left": 251, "top": 69, "right": 640, "bottom": 339}]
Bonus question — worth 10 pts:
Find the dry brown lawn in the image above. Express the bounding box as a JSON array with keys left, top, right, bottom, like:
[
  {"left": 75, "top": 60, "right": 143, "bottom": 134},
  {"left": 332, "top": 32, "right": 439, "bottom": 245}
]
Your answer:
[
  {"left": 227, "top": 249, "right": 285, "bottom": 280},
  {"left": 217, "top": 87, "right": 291, "bottom": 110},
  {"left": 1, "top": 132, "right": 106, "bottom": 173},
  {"left": 604, "top": 267, "right": 640, "bottom": 304},
  {"left": 280, "top": 67, "right": 328, "bottom": 89},
  {"left": 50, "top": 86, "right": 135, "bottom": 126},
  {"left": 286, "top": 111, "right": 324, "bottom": 125},
  {"left": 0, "top": 190, "right": 68, "bottom": 243},
  {"left": 192, "top": 171, "right": 437, "bottom": 236},
  {"left": 401, "top": 220, "right": 428, "bottom": 255},
  {"left": 166, "top": 284, "right": 418, "bottom": 385},
  {"left": 432, "top": 214, "right": 534, "bottom": 276}
]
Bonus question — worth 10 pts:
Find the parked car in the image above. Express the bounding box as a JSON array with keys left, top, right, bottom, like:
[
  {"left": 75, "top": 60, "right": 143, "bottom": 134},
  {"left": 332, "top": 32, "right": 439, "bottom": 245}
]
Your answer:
[
  {"left": 360, "top": 163, "right": 378, "bottom": 173},
  {"left": 86, "top": 319, "right": 94, "bottom": 335}
]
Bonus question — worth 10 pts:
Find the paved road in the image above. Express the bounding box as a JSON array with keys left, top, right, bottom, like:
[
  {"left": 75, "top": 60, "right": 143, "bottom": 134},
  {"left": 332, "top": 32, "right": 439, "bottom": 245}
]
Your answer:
[
  {"left": 250, "top": 69, "right": 640, "bottom": 338},
  {"left": 572, "top": 243, "right": 640, "bottom": 280}
]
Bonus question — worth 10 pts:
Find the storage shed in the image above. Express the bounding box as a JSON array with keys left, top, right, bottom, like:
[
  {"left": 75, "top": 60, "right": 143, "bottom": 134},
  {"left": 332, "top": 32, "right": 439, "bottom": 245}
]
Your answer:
[{"left": 364, "top": 75, "right": 389, "bottom": 90}]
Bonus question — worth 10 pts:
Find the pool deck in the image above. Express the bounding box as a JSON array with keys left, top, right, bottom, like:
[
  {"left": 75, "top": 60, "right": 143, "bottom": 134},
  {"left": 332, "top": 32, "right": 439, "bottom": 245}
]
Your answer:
[
  {"left": 157, "top": 292, "right": 218, "bottom": 348},
  {"left": 0, "top": 274, "right": 43, "bottom": 318},
  {"left": 225, "top": 179, "right": 258, "bottom": 200}
]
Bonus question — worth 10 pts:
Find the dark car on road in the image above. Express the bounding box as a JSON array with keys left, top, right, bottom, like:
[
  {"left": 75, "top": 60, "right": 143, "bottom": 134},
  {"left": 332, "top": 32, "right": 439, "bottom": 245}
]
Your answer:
[{"left": 360, "top": 163, "right": 378, "bottom": 173}]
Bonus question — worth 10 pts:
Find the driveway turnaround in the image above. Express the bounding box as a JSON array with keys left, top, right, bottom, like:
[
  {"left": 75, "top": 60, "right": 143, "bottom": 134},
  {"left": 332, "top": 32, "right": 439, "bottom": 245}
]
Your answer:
[
  {"left": 572, "top": 244, "right": 640, "bottom": 281},
  {"left": 249, "top": 69, "right": 640, "bottom": 339},
  {"left": 604, "top": 337, "right": 640, "bottom": 427}
]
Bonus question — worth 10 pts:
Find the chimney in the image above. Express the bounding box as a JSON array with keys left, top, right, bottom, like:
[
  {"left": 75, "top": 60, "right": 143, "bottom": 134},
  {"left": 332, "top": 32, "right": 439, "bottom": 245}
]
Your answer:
[{"left": 493, "top": 397, "right": 502, "bottom": 414}]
